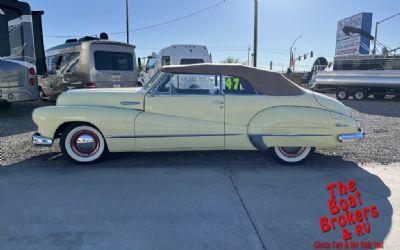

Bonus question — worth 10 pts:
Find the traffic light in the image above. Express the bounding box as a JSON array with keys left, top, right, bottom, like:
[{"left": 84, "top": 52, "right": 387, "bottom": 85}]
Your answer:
[
  {"left": 304, "top": 54, "right": 307, "bottom": 60},
  {"left": 311, "top": 51, "right": 314, "bottom": 58},
  {"left": 298, "top": 56, "right": 301, "bottom": 61}
]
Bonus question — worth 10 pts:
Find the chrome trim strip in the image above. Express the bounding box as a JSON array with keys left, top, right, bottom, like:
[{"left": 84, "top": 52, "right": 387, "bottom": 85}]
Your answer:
[
  {"left": 250, "top": 133, "right": 332, "bottom": 137},
  {"left": 335, "top": 123, "right": 350, "bottom": 128},
  {"left": 32, "top": 133, "right": 53, "bottom": 147},
  {"left": 338, "top": 132, "right": 365, "bottom": 143},
  {"left": 106, "top": 133, "right": 241, "bottom": 139},
  {"left": 120, "top": 101, "right": 141, "bottom": 106}
]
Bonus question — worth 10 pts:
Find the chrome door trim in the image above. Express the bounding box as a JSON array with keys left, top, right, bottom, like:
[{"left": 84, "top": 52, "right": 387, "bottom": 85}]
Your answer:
[
  {"left": 106, "top": 133, "right": 241, "bottom": 139},
  {"left": 249, "top": 133, "right": 332, "bottom": 137}
]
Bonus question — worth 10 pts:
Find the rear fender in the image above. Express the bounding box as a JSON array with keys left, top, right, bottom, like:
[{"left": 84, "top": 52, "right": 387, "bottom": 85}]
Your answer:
[{"left": 248, "top": 106, "right": 357, "bottom": 148}]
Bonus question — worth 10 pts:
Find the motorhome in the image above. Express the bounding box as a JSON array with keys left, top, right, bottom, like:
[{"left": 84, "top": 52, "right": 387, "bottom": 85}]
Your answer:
[
  {"left": 0, "top": 0, "right": 45, "bottom": 108},
  {"left": 139, "top": 44, "right": 211, "bottom": 85},
  {"left": 40, "top": 35, "right": 139, "bottom": 100}
]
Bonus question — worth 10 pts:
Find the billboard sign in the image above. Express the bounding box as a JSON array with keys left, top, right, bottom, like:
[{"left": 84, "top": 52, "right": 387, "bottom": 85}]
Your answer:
[{"left": 335, "top": 13, "right": 373, "bottom": 56}]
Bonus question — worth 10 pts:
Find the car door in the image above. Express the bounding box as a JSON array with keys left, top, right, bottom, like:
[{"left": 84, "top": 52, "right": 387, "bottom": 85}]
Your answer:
[
  {"left": 222, "top": 75, "right": 268, "bottom": 150},
  {"left": 135, "top": 73, "right": 225, "bottom": 150}
]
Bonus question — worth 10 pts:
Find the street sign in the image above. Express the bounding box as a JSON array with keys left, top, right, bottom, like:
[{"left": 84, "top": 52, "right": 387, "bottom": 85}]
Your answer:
[{"left": 335, "top": 13, "right": 373, "bottom": 56}]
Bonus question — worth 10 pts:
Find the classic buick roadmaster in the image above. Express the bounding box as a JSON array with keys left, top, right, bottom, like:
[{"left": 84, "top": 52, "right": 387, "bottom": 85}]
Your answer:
[{"left": 32, "top": 64, "right": 365, "bottom": 164}]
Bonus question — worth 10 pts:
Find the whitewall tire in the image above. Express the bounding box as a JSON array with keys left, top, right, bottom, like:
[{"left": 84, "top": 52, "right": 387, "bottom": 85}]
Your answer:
[
  {"left": 272, "top": 146, "right": 313, "bottom": 164},
  {"left": 61, "top": 125, "right": 107, "bottom": 164}
]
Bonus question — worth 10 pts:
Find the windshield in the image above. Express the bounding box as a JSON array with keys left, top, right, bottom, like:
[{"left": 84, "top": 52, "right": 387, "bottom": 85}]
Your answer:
[
  {"left": 146, "top": 57, "right": 157, "bottom": 70},
  {"left": 0, "top": 7, "right": 28, "bottom": 61}
]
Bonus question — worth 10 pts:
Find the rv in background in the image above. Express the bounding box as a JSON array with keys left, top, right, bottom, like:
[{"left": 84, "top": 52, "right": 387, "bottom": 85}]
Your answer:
[
  {"left": 0, "top": 0, "right": 45, "bottom": 108},
  {"left": 139, "top": 44, "right": 211, "bottom": 85},
  {"left": 39, "top": 35, "right": 139, "bottom": 101}
]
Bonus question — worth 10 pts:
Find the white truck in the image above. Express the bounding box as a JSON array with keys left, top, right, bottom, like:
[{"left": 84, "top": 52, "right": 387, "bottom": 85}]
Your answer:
[{"left": 138, "top": 44, "right": 211, "bottom": 86}]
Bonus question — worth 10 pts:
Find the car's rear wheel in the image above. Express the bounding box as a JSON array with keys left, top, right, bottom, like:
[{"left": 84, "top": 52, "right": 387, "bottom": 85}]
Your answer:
[
  {"left": 272, "top": 146, "right": 314, "bottom": 165},
  {"left": 60, "top": 124, "right": 107, "bottom": 164}
]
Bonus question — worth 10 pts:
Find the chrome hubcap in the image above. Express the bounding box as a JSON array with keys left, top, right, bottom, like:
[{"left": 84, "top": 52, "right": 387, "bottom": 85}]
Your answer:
[
  {"left": 278, "top": 147, "right": 306, "bottom": 158},
  {"left": 76, "top": 134, "right": 96, "bottom": 152},
  {"left": 70, "top": 130, "right": 100, "bottom": 157}
]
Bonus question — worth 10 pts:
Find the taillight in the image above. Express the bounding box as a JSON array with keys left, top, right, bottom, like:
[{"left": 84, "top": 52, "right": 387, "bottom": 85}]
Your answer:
[
  {"left": 29, "top": 78, "right": 36, "bottom": 86},
  {"left": 29, "top": 67, "right": 36, "bottom": 75},
  {"left": 86, "top": 82, "right": 97, "bottom": 88}
]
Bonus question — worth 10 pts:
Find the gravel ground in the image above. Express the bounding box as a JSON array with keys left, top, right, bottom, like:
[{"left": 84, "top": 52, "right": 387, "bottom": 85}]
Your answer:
[{"left": 1, "top": 96, "right": 399, "bottom": 167}]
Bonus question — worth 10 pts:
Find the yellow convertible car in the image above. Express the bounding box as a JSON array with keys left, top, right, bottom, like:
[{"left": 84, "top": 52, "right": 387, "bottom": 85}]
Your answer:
[{"left": 32, "top": 64, "right": 364, "bottom": 164}]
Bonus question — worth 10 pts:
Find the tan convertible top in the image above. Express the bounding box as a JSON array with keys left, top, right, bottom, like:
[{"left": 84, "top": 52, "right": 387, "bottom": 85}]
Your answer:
[{"left": 161, "top": 63, "right": 304, "bottom": 96}]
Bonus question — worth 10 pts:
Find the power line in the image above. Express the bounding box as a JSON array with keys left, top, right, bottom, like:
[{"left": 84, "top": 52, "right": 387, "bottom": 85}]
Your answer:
[{"left": 44, "top": 0, "right": 226, "bottom": 38}]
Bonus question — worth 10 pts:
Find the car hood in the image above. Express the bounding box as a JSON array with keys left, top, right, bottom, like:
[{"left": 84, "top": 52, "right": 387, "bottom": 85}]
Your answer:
[
  {"left": 310, "top": 90, "right": 351, "bottom": 117},
  {"left": 56, "top": 87, "right": 145, "bottom": 109}
]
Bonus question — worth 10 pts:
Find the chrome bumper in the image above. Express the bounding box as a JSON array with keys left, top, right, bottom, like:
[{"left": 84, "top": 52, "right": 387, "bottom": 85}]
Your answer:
[
  {"left": 32, "top": 133, "right": 53, "bottom": 146},
  {"left": 338, "top": 131, "right": 365, "bottom": 143}
]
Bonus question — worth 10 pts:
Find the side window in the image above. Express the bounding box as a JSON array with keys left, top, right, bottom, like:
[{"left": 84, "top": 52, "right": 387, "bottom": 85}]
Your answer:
[
  {"left": 94, "top": 51, "right": 133, "bottom": 71},
  {"left": 180, "top": 59, "right": 204, "bottom": 65},
  {"left": 67, "top": 57, "right": 80, "bottom": 73},
  {"left": 47, "top": 55, "right": 60, "bottom": 73},
  {"left": 60, "top": 53, "right": 79, "bottom": 71},
  {"left": 222, "top": 76, "right": 257, "bottom": 95},
  {"left": 155, "top": 74, "right": 220, "bottom": 95},
  {"left": 162, "top": 56, "right": 171, "bottom": 66}
]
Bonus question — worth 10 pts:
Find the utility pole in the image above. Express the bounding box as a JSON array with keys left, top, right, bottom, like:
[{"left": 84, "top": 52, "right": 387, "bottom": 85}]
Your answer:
[
  {"left": 125, "top": 0, "right": 130, "bottom": 44},
  {"left": 289, "top": 35, "right": 302, "bottom": 72},
  {"left": 253, "top": 0, "right": 258, "bottom": 67},
  {"left": 247, "top": 47, "right": 251, "bottom": 66},
  {"left": 373, "top": 12, "right": 400, "bottom": 54}
]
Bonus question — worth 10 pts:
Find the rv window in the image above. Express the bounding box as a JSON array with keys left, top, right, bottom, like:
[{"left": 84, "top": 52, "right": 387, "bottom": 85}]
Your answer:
[
  {"left": 47, "top": 55, "right": 60, "bottom": 73},
  {"left": 59, "top": 53, "right": 79, "bottom": 71},
  {"left": 94, "top": 51, "right": 133, "bottom": 71},
  {"left": 0, "top": 8, "right": 11, "bottom": 57},
  {"left": 180, "top": 59, "right": 205, "bottom": 65},
  {"left": 162, "top": 56, "right": 170, "bottom": 66}
]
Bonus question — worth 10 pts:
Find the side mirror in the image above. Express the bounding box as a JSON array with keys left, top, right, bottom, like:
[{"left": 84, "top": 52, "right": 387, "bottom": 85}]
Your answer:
[{"left": 0, "top": 10, "right": 11, "bottom": 57}]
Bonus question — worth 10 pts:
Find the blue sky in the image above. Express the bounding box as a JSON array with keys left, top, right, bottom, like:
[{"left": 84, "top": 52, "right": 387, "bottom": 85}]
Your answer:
[{"left": 29, "top": 0, "right": 400, "bottom": 71}]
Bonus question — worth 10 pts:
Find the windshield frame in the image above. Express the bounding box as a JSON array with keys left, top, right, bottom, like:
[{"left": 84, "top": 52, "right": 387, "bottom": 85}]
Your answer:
[{"left": 144, "top": 71, "right": 164, "bottom": 92}]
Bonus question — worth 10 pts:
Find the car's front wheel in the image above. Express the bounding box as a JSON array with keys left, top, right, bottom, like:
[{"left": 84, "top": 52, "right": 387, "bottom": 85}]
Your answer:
[
  {"left": 271, "top": 146, "right": 314, "bottom": 165},
  {"left": 60, "top": 124, "right": 107, "bottom": 164}
]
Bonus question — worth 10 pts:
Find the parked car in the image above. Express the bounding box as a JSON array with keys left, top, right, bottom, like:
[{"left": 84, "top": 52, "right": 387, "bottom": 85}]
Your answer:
[
  {"left": 32, "top": 64, "right": 364, "bottom": 164},
  {"left": 39, "top": 36, "right": 139, "bottom": 101}
]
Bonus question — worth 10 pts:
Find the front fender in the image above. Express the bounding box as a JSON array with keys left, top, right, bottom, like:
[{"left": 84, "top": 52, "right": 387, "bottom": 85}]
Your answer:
[
  {"left": 33, "top": 106, "right": 141, "bottom": 141},
  {"left": 248, "top": 106, "right": 358, "bottom": 148}
]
